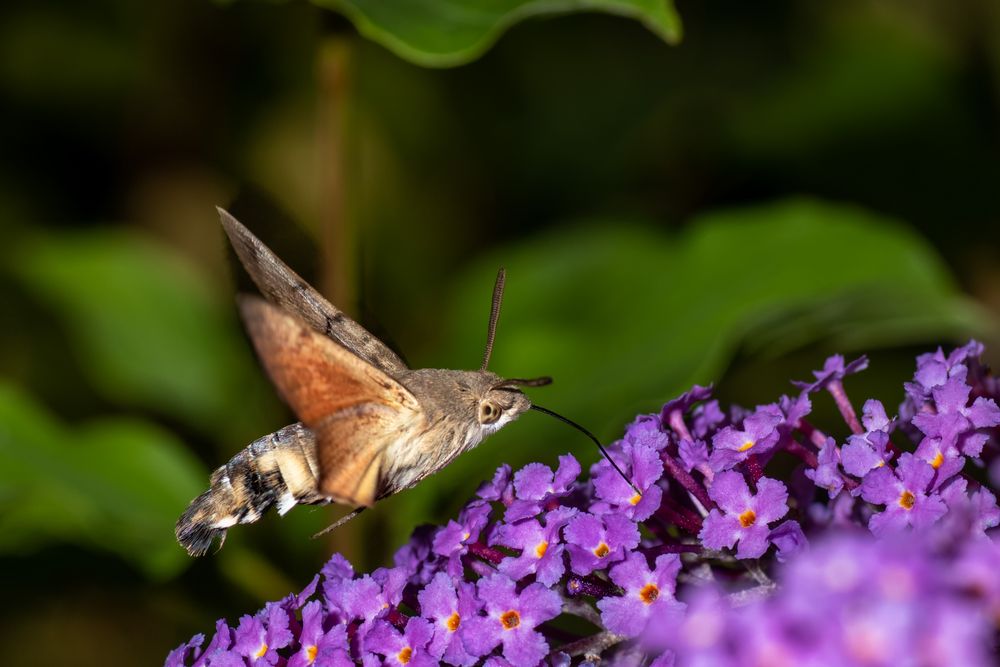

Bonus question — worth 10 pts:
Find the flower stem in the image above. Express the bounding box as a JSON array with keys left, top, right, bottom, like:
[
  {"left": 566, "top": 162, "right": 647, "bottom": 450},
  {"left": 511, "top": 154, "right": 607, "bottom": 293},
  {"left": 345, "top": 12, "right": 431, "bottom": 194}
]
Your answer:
[
  {"left": 784, "top": 438, "right": 819, "bottom": 469},
  {"left": 566, "top": 575, "right": 621, "bottom": 598},
  {"left": 467, "top": 541, "right": 505, "bottom": 565},
  {"left": 666, "top": 408, "right": 694, "bottom": 442},
  {"left": 828, "top": 380, "right": 863, "bottom": 434},
  {"left": 662, "top": 452, "right": 715, "bottom": 510},
  {"left": 556, "top": 630, "right": 627, "bottom": 660}
]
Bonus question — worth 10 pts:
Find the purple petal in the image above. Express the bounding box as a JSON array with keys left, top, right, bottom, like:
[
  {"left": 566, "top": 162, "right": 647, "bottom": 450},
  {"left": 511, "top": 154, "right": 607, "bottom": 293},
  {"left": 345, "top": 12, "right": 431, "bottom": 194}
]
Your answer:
[
  {"left": 500, "top": 627, "right": 549, "bottom": 667},
  {"left": 699, "top": 510, "right": 740, "bottom": 551},
  {"left": 842, "top": 435, "right": 884, "bottom": 477},
  {"left": 861, "top": 399, "right": 891, "bottom": 432},
  {"left": 477, "top": 464, "right": 513, "bottom": 502},
  {"left": 734, "top": 523, "right": 771, "bottom": 559},
  {"left": 513, "top": 462, "right": 555, "bottom": 500},
  {"left": 678, "top": 438, "right": 709, "bottom": 472},
  {"left": 967, "top": 397, "right": 1000, "bottom": 429},
  {"left": 868, "top": 507, "right": 910, "bottom": 536},
  {"left": 459, "top": 616, "right": 499, "bottom": 658},
  {"left": 769, "top": 519, "right": 808, "bottom": 563},
  {"left": 860, "top": 466, "right": 901, "bottom": 506},
  {"left": 607, "top": 551, "right": 651, "bottom": 591},
  {"left": 516, "top": 583, "right": 562, "bottom": 626},
  {"left": 751, "top": 477, "right": 789, "bottom": 524},
  {"left": 707, "top": 471, "right": 752, "bottom": 514}
]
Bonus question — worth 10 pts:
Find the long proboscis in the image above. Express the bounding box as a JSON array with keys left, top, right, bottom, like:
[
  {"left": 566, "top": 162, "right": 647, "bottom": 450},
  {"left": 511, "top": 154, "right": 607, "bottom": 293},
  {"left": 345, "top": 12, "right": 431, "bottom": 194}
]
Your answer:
[{"left": 530, "top": 404, "right": 641, "bottom": 496}]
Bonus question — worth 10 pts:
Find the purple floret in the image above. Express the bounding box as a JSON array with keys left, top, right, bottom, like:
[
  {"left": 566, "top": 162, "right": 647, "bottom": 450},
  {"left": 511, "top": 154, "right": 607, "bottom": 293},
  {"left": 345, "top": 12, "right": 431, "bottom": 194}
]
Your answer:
[
  {"left": 287, "top": 601, "right": 352, "bottom": 667},
  {"left": 460, "top": 574, "right": 562, "bottom": 667},
  {"left": 912, "top": 373, "right": 1000, "bottom": 458},
  {"left": 596, "top": 552, "right": 685, "bottom": 637},
  {"left": 709, "top": 404, "right": 784, "bottom": 471},
  {"left": 432, "top": 499, "right": 492, "bottom": 577},
  {"left": 699, "top": 471, "right": 789, "bottom": 558},
  {"left": 362, "top": 617, "right": 436, "bottom": 666},
  {"left": 417, "top": 572, "right": 480, "bottom": 666},
  {"left": 804, "top": 436, "right": 843, "bottom": 496},
  {"left": 504, "top": 455, "right": 581, "bottom": 522},
  {"left": 233, "top": 604, "right": 292, "bottom": 666},
  {"left": 492, "top": 506, "right": 575, "bottom": 586},
  {"left": 564, "top": 511, "right": 640, "bottom": 575},
  {"left": 591, "top": 440, "right": 664, "bottom": 521},
  {"left": 793, "top": 354, "right": 869, "bottom": 394},
  {"left": 861, "top": 452, "right": 947, "bottom": 535},
  {"left": 477, "top": 463, "right": 514, "bottom": 504}
]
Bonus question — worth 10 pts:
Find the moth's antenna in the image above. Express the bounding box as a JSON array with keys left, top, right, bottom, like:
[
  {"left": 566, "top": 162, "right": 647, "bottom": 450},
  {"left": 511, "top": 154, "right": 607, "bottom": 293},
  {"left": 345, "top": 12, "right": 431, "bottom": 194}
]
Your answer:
[
  {"left": 480, "top": 268, "right": 506, "bottom": 371},
  {"left": 313, "top": 506, "right": 366, "bottom": 539},
  {"left": 494, "top": 376, "right": 552, "bottom": 389},
  {"left": 530, "top": 404, "right": 641, "bottom": 496}
]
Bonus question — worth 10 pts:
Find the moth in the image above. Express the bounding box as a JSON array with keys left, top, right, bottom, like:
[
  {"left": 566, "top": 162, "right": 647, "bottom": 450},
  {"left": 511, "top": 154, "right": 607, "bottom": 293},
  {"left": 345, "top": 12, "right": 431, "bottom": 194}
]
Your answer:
[{"left": 176, "top": 209, "right": 633, "bottom": 556}]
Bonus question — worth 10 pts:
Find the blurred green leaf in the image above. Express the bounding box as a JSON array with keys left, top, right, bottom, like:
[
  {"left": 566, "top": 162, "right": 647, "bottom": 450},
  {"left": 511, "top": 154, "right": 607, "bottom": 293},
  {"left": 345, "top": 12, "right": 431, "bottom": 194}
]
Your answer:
[
  {"left": 305, "top": 0, "right": 681, "bottom": 66},
  {"left": 377, "top": 198, "right": 992, "bottom": 541},
  {"left": 727, "top": 11, "right": 955, "bottom": 158},
  {"left": 8, "top": 229, "right": 278, "bottom": 441},
  {"left": 0, "top": 382, "right": 206, "bottom": 579}
]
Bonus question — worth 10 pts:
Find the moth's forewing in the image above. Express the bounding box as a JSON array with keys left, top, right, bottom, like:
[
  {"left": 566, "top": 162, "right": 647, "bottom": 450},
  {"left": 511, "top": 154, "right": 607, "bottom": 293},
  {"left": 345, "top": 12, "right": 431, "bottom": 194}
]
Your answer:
[
  {"left": 219, "top": 208, "right": 408, "bottom": 376},
  {"left": 238, "top": 295, "right": 422, "bottom": 506}
]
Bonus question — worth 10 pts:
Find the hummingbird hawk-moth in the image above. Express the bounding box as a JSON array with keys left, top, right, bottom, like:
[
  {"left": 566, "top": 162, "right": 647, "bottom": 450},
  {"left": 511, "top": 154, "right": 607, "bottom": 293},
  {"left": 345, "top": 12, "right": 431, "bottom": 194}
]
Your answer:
[{"left": 175, "top": 209, "right": 632, "bottom": 556}]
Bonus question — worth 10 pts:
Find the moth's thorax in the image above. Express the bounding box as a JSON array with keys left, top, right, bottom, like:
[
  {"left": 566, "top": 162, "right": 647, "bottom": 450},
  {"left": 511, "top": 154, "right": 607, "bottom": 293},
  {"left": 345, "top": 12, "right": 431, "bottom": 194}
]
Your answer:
[{"left": 380, "top": 368, "right": 530, "bottom": 494}]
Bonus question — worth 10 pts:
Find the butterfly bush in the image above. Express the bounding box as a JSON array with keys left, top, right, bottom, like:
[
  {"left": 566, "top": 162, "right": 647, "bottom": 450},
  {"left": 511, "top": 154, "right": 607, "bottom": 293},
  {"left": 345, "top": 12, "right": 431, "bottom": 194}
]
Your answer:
[{"left": 167, "top": 341, "right": 1000, "bottom": 666}]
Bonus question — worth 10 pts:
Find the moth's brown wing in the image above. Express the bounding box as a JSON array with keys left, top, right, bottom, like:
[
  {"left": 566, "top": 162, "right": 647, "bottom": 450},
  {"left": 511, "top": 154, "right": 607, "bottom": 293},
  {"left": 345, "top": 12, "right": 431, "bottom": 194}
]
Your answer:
[
  {"left": 238, "top": 295, "right": 421, "bottom": 506},
  {"left": 218, "top": 207, "right": 408, "bottom": 376}
]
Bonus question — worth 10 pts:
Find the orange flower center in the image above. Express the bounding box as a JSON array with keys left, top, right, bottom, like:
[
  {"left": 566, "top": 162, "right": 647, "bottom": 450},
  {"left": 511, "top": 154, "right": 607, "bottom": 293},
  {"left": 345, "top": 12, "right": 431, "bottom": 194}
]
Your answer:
[
  {"left": 500, "top": 610, "right": 521, "bottom": 630},
  {"left": 446, "top": 612, "right": 461, "bottom": 632},
  {"left": 306, "top": 645, "right": 318, "bottom": 663},
  {"left": 629, "top": 493, "right": 642, "bottom": 506},
  {"left": 930, "top": 452, "right": 944, "bottom": 469},
  {"left": 898, "top": 490, "right": 916, "bottom": 510},
  {"left": 593, "top": 542, "right": 610, "bottom": 558},
  {"left": 397, "top": 647, "right": 412, "bottom": 664},
  {"left": 738, "top": 509, "right": 757, "bottom": 528},
  {"left": 254, "top": 644, "right": 268, "bottom": 659},
  {"left": 738, "top": 440, "right": 755, "bottom": 452},
  {"left": 535, "top": 541, "right": 548, "bottom": 558},
  {"left": 639, "top": 583, "right": 659, "bottom": 605}
]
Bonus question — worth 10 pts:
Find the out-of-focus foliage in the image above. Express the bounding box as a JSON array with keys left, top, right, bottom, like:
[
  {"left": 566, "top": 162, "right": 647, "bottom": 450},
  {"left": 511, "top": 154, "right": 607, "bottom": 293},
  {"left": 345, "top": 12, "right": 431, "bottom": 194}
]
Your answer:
[
  {"left": 376, "top": 197, "right": 990, "bottom": 537},
  {"left": 9, "top": 229, "right": 277, "bottom": 440},
  {"left": 0, "top": 382, "right": 205, "bottom": 579},
  {"left": 296, "top": 0, "right": 680, "bottom": 66}
]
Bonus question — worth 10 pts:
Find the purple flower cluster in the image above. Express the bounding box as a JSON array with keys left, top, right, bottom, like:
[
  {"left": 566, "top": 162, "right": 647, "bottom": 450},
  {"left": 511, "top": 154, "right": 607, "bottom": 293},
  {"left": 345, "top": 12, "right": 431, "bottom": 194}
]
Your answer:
[{"left": 167, "top": 342, "right": 1000, "bottom": 666}]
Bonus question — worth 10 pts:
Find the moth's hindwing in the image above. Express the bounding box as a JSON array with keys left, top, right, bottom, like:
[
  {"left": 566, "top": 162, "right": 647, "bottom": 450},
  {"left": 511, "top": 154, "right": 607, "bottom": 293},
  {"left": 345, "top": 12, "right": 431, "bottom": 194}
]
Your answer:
[{"left": 237, "top": 295, "right": 423, "bottom": 507}]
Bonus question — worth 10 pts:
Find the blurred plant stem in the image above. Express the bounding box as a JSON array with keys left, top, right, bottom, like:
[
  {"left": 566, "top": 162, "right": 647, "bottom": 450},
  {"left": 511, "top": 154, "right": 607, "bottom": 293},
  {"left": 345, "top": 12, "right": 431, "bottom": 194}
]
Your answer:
[
  {"left": 318, "top": 36, "right": 356, "bottom": 315},
  {"left": 316, "top": 33, "right": 366, "bottom": 568}
]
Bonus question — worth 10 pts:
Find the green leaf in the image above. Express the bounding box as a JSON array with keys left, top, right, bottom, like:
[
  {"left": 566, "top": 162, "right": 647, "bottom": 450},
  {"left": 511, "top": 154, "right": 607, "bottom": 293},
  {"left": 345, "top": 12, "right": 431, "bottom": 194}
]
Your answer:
[
  {"left": 308, "top": 0, "right": 681, "bottom": 67},
  {"left": 375, "top": 197, "right": 992, "bottom": 541},
  {"left": 0, "top": 382, "right": 206, "bottom": 579},
  {"left": 8, "top": 229, "right": 278, "bottom": 440}
]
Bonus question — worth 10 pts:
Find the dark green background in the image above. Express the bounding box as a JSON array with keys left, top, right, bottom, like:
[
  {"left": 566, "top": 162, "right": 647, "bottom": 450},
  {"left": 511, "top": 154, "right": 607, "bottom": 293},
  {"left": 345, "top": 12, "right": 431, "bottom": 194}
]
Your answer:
[{"left": 1, "top": 0, "right": 999, "bottom": 664}]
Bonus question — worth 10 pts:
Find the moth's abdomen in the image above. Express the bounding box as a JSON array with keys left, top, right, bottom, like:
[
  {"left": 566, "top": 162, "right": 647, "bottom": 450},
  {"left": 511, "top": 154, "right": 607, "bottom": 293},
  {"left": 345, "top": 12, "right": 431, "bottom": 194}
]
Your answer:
[{"left": 175, "top": 423, "right": 327, "bottom": 556}]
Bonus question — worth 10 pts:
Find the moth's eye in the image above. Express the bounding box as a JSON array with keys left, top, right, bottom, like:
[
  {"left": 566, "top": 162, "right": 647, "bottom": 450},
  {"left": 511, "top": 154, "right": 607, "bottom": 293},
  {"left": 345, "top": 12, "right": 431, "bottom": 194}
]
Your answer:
[{"left": 479, "top": 401, "right": 502, "bottom": 425}]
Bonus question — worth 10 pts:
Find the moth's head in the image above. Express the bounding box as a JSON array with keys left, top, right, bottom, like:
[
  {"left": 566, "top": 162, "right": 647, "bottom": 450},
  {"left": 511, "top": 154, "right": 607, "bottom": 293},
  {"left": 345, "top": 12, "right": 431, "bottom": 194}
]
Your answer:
[
  {"left": 472, "top": 374, "right": 550, "bottom": 433},
  {"left": 470, "top": 268, "right": 550, "bottom": 432}
]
